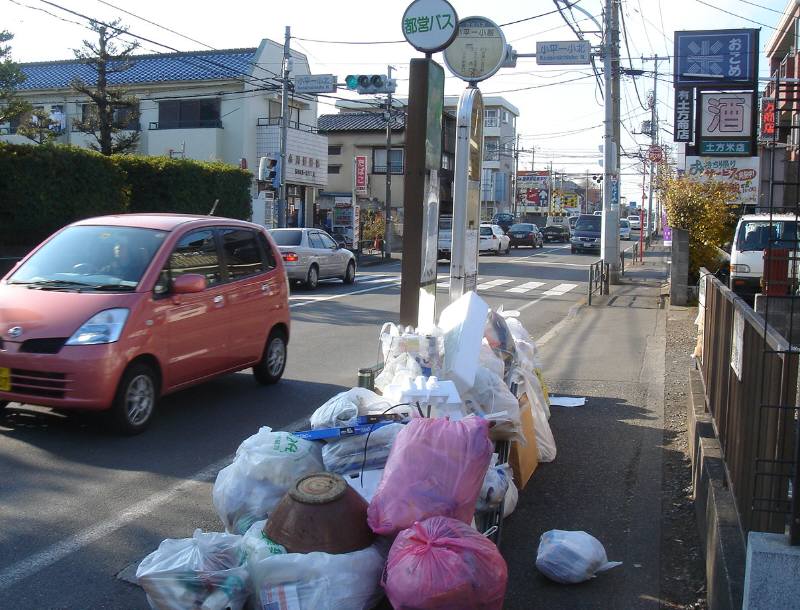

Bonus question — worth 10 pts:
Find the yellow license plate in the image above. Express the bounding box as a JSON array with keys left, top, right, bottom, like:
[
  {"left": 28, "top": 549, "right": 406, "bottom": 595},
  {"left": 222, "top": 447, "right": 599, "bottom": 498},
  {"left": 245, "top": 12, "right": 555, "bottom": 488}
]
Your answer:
[{"left": 0, "top": 367, "right": 9, "bottom": 392}]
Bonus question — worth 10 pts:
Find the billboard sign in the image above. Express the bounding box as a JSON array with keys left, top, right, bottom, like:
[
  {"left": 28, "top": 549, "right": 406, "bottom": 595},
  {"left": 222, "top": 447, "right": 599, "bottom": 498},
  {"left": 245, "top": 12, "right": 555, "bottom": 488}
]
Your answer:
[
  {"left": 760, "top": 97, "right": 777, "bottom": 141},
  {"left": 535, "top": 40, "right": 591, "bottom": 65},
  {"left": 685, "top": 156, "right": 759, "bottom": 206},
  {"left": 674, "top": 29, "right": 758, "bottom": 87},
  {"left": 700, "top": 92, "right": 753, "bottom": 138},
  {"left": 674, "top": 88, "right": 693, "bottom": 142},
  {"left": 354, "top": 155, "right": 368, "bottom": 195}
]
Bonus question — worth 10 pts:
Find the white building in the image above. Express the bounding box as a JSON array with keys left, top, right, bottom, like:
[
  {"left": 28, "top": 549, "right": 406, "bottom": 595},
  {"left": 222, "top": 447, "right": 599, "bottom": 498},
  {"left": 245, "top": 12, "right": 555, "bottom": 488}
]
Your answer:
[{"left": 0, "top": 39, "right": 328, "bottom": 227}]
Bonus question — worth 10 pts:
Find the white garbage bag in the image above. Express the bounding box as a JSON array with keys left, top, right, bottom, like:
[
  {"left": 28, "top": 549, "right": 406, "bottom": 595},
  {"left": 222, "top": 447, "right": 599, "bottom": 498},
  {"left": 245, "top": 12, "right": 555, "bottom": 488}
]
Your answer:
[
  {"left": 309, "top": 388, "right": 390, "bottom": 429},
  {"left": 463, "top": 366, "right": 524, "bottom": 443},
  {"left": 512, "top": 369, "right": 557, "bottom": 462},
  {"left": 136, "top": 529, "right": 250, "bottom": 610},
  {"left": 322, "top": 423, "right": 404, "bottom": 474},
  {"left": 476, "top": 458, "right": 512, "bottom": 513},
  {"left": 479, "top": 341, "right": 506, "bottom": 378},
  {"left": 212, "top": 427, "right": 324, "bottom": 534},
  {"left": 535, "top": 530, "right": 622, "bottom": 584},
  {"left": 375, "top": 352, "right": 423, "bottom": 393},
  {"left": 241, "top": 520, "right": 287, "bottom": 564},
  {"left": 503, "top": 479, "right": 519, "bottom": 519},
  {"left": 247, "top": 542, "right": 387, "bottom": 610}
]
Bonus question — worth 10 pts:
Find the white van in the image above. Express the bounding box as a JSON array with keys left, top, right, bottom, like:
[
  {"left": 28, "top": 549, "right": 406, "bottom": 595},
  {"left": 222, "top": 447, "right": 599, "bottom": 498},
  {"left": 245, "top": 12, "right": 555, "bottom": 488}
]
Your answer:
[{"left": 730, "top": 213, "right": 800, "bottom": 299}]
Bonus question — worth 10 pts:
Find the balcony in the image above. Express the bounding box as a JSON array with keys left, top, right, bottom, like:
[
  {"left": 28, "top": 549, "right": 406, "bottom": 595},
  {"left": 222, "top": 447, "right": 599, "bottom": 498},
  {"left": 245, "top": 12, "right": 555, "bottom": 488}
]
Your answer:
[
  {"left": 372, "top": 163, "right": 404, "bottom": 175},
  {"left": 256, "top": 117, "right": 319, "bottom": 133},
  {"left": 149, "top": 119, "right": 221, "bottom": 130}
]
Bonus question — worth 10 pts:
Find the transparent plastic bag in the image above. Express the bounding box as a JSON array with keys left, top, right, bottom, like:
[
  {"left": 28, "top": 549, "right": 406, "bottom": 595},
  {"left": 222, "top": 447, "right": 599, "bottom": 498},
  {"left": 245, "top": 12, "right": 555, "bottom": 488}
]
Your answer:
[
  {"left": 241, "top": 520, "right": 287, "bottom": 564},
  {"left": 136, "top": 529, "right": 250, "bottom": 610},
  {"left": 463, "top": 367, "right": 524, "bottom": 444},
  {"left": 383, "top": 516, "right": 508, "bottom": 610},
  {"left": 309, "top": 388, "right": 389, "bottom": 429},
  {"left": 367, "top": 416, "right": 493, "bottom": 535},
  {"left": 503, "top": 479, "right": 518, "bottom": 518},
  {"left": 479, "top": 341, "right": 506, "bottom": 378},
  {"left": 375, "top": 352, "right": 423, "bottom": 393},
  {"left": 476, "top": 458, "right": 512, "bottom": 513},
  {"left": 512, "top": 369, "right": 556, "bottom": 462},
  {"left": 212, "top": 427, "right": 324, "bottom": 534},
  {"left": 500, "top": 312, "right": 542, "bottom": 372},
  {"left": 322, "top": 423, "right": 404, "bottom": 474},
  {"left": 484, "top": 309, "right": 518, "bottom": 379},
  {"left": 247, "top": 542, "right": 387, "bottom": 610},
  {"left": 535, "top": 530, "right": 622, "bottom": 584}
]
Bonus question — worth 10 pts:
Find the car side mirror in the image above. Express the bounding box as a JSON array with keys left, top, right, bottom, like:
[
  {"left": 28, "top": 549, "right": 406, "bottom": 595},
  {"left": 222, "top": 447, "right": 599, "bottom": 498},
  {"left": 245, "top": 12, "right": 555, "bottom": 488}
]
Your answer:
[{"left": 172, "top": 273, "right": 207, "bottom": 294}]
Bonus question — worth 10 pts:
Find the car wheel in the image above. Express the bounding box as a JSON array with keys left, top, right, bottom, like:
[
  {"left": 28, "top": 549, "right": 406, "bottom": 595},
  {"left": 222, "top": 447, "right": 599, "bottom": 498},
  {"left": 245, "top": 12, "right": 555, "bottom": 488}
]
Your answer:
[
  {"left": 110, "top": 362, "right": 159, "bottom": 435},
  {"left": 305, "top": 264, "right": 319, "bottom": 290},
  {"left": 342, "top": 260, "right": 356, "bottom": 284},
  {"left": 253, "top": 328, "right": 287, "bottom": 385}
]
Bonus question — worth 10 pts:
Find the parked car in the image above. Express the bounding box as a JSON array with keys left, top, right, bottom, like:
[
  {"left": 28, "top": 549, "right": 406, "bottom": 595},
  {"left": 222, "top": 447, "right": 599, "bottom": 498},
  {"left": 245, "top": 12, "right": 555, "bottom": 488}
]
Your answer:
[
  {"left": 568, "top": 216, "right": 578, "bottom": 232},
  {"left": 0, "top": 214, "right": 290, "bottom": 433},
  {"left": 479, "top": 224, "right": 511, "bottom": 255},
  {"left": 270, "top": 228, "right": 356, "bottom": 289},
  {"left": 491, "top": 213, "right": 516, "bottom": 234},
  {"left": 619, "top": 219, "right": 631, "bottom": 240},
  {"left": 507, "top": 223, "right": 543, "bottom": 249},
  {"left": 628, "top": 215, "right": 641, "bottom": 230},
  {"left": 570, "top": 214, "right": 602, "bottom": 254},
  {"left": 593, "top": 211, "right": 602, "bottom": 216},
  {"left": 438, "top": 215, "right": 453, "bottom": 259},
  {"left": 541, "top": 225, "right": 570, "bottom": 243},
  {"left": 730, "top": 214, "right": 800, "bottom": 301}
]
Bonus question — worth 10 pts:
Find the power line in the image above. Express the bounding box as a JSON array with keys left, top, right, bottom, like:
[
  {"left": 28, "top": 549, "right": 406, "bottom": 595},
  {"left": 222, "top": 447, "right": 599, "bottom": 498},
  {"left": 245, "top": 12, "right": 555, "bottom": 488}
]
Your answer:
[
  {"left": 693, "top": 0, "right": 776, "bottom": 30},
  {"left": 732, "top": 0, "right": 784, "bottom": 15},
  {"left": 618, "top": 5, "right": 648, "bottom": 111}
]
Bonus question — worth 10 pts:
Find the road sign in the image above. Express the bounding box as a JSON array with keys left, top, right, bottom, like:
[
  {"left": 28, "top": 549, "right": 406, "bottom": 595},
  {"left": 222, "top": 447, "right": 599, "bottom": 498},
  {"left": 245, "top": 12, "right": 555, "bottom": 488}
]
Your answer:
[
  {"left": 648, "top": 146, "right": 664, "bottom": 163},
  {"left": 535, "top": 40, "right": 591, "bottom": 65},
  {"left": 293, "top": 74, "right": 337, "bottom": 94},
  {"left": 674, "top": 88, "right": 693, "bottom": 142},
  {"left": 402, "top": 0, "right": 458, "bottom": 53},
  {"left": 674, "top": 29, "right": 758, "bottom": 87},
  {"left": 443, "top": 16, "right": 506, "bottom": 82}
]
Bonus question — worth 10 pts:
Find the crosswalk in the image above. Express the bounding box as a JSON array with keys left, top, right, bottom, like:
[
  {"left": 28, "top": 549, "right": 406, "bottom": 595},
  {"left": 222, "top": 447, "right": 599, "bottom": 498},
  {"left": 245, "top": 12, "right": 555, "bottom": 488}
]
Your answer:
[{"left": 436, "top": 278, "right": 578, "bottom": 296}]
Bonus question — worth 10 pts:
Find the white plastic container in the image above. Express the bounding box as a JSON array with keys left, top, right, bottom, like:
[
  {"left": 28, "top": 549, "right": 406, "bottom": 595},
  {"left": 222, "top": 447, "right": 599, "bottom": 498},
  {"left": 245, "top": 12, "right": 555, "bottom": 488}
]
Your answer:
[{"left": 438, "top": 291, "right": 490, "bottom": 394}]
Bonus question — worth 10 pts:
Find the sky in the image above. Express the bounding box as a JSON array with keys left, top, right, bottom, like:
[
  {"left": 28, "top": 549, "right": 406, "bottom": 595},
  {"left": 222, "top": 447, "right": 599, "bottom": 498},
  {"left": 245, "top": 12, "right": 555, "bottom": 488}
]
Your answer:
[{"left": 2, "top": 0, "right": 788, "bottom": 204}]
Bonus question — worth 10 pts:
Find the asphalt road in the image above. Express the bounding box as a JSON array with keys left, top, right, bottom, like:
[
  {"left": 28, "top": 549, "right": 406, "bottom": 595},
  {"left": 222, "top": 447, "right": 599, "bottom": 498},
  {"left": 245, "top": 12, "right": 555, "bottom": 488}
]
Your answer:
[{"left": 0, "top": 242, "right": 595, "bottom": 609}]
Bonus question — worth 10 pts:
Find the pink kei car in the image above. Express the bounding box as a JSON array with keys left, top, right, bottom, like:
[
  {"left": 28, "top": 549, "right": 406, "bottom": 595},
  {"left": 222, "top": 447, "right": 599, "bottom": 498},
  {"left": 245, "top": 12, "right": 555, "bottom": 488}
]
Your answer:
[{"left": 0, "top": 214, "right": 290, "bottom": 434}]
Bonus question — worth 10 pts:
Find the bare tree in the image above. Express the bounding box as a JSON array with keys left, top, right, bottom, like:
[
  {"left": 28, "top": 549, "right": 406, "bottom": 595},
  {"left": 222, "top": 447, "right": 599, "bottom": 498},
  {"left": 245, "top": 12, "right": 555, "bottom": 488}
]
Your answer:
[{"left": 71, "top": 19, "right": 140, "bottom": 155}]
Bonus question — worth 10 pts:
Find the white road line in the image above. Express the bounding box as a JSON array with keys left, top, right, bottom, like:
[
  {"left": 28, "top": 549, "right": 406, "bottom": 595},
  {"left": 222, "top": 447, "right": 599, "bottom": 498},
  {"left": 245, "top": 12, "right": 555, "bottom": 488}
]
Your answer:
[
  {"left": 476, "top": 278, "right": 514, "bottom": 290},
  {"left": 521, "top": 260, "right": 592, "bottom": 268},
  {"left": 289, "top": 279, "right": 400, "bottom": 308},
  {"left": 506, "top": 281, "right": 545, "bottom": 294},
  {"left": 542, "top": 283, "right": 578, "bottom": 296}
]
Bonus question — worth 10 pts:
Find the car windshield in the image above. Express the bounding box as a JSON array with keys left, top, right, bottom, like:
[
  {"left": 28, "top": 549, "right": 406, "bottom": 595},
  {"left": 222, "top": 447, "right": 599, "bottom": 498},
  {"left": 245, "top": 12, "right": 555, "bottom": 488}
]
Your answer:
[
  {"left": 575, "top": 217, "right": 601, "bottom": 232},
  {"left": 439, "top": 217, "right": 452, "bottom": 231},
  {"left": 736, "top": 220, "right": 800, "bottom": 252},
  {"left": 269, "top": 229, "right": 303, "bottom": 246},
  {"left": 510, "top": 224, "right": 533, "bottom": 231},
  {"left": 493, "top": 214, "right": 513, "bottom": 223},
  {"left": 480, "top": 227, "right": 494, "bottom": 236},
  {"left": 8, "top": 225, "right": 166, "bottom": 290}
]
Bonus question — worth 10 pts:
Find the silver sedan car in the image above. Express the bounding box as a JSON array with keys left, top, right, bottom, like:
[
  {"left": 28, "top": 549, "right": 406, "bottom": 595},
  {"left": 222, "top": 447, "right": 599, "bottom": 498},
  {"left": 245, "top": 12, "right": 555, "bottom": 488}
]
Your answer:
[{"left": 269, "top": 228, "right": 357, "bottom": 289}]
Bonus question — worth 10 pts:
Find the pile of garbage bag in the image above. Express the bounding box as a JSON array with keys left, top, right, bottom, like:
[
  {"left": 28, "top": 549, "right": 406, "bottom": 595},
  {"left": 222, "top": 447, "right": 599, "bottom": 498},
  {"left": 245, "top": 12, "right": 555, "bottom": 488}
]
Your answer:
[{"left": 138, "top": 292, "right": 563, "bottom": 610}]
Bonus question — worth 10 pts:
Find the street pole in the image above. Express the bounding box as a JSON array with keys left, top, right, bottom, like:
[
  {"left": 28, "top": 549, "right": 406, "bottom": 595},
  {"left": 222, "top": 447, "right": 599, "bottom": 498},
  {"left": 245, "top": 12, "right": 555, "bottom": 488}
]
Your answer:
[
  {"left": 584, "top": 170, "right": 589, "bottom": 214},
  {"left": 642, "top": 55, "right": 669, "bottom": 245},
  {"left": 602, "top": 0, "right": 620, "bottom": 283},
  {"left": 513, "top": 133, "right": 520, "bottom": 220},
  {"left": 640, "top": 156, "right": 646, "bottom": 262},
  {"left": 384, "top": 65, "right": 394, "bottom": 259},
  {"left": 278, "top": 26, "right": 291, "bottom": 228}
]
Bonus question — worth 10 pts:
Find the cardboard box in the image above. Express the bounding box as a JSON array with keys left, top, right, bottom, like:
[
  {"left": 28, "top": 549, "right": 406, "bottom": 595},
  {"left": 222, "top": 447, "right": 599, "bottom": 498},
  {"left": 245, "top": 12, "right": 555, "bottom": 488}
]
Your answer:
[{"left": 509, "top": 393, "right": 539, "bottom": 490}]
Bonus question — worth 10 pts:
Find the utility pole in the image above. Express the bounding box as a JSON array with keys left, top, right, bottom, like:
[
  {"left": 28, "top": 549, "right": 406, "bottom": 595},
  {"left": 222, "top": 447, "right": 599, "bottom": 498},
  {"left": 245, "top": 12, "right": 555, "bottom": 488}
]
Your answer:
[
  {"left": 584, "top": 170, "right": 589, "bottom": 214},
  {"left": 602, "top": 0, "right": 621, "bottom": 283},
  {"left": 530, "top": 145, "right": 535, "bottom": 172},
  {"left": 384, "top": 65, "right": 394, "bottom": 259},
  {"left": 641, "top": 55, "right": 669, "bottom": 245},
  {"left": 513, "top": 133, "right": 520, "bottom": 219},
  {"left": 278, "top": 26, "right": 291, "bottom": 228}
]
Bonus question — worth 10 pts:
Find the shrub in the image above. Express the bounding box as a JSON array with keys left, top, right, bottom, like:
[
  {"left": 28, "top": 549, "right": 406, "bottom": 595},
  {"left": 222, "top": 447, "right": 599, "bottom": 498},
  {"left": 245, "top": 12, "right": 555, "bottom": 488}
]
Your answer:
[
  {"left": 0, "top": 142, "right": 128, "bottom": 248},
  {"left": 116, "top": 156, "right": 252, "bottom": 219},
  {"left": 661, "top": 175, "right": 738, "bottom": 281}
]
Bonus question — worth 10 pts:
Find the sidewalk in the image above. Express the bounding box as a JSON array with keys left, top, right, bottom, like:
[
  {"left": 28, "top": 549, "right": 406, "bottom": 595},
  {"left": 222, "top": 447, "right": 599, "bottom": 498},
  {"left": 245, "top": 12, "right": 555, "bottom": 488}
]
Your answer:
[{"left": 501, "top": 245, "right": 705, "bottom": 608}]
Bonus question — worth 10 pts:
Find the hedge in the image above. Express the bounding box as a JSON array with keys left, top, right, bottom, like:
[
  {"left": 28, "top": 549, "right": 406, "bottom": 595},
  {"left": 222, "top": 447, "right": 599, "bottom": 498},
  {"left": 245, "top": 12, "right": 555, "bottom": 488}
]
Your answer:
[
  {"left": 0, "top": 143, "right": 128, "bottom": 247},
  {"left": 0, "top": 143, "right": 253, "bottom": 250}
]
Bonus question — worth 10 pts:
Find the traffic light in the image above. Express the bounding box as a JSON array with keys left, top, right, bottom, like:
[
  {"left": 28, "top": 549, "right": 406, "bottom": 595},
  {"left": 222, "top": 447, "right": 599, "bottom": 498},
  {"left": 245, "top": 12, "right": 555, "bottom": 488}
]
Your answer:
[
  {"left": 259, "top": 155, "right": 278, "bottom": 182},
  {"left": 592, "top": 174, "right": 604, "bottom": 184},
  {"left": 344, "top": 74, "right": 397, "bottom": 95}
]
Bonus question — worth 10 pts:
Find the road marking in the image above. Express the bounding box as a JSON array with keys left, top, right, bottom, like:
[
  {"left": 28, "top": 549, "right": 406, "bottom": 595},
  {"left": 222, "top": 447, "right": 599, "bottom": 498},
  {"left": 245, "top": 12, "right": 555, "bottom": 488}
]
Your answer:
[
  {"left": 0, "top": 416, "right": 313, "bottom": 592},
  {"left": 289, "top": 279, "right": 399, "bottom": 308},
  {"left": 521, "top": 260, "right": 592, "bottom": 268},
  {"left": 506, "top": 281, "right": 545, "bottom": 294},
  {"left": 477, "top": 278, "right": 514, "bottom": 290},
  {"left": 508, "top": 246, "right": 566, "bottom": 262},
  {"left": 543, "top": 283, "right": 578, "bottom": 296}
]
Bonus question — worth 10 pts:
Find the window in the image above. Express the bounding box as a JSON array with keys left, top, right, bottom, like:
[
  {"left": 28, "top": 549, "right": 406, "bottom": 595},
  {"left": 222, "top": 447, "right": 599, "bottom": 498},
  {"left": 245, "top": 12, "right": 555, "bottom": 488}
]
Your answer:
[
  {"left": 166, "top": 229, "right": 222, "bottom": 287},
  {"left": 78, "top": 103, "right": 138, "bottom": 130},
  {"left": 372, "top": 148, "right": 404, "bottom": 174},
  {"left": 328, "top": 145, "right": 342, "bottom": 155},
  {"left": 269, "top": 229, "right": 303, "bottom": 246},
  {"left": 484, "top": 139, "right": 499, "bottom": 161},
  {"left": 484, "top": 108, "right": 498, "bottom": 127},
  {"left": 157, "top": 98, "right": 221, "bottom": 129},
  {"left": 308, "top": 232, "right": 325, "bottom": 249},
  {"left": 220, "top": 228, "right": 272, "bottom": 280},
  {"left": 319, "top": 233, "right": 337, "bottom": 249},
  {"left": 327, "top": 165, "right": 341, "bottom": 175},
  {"left": 502, "top": 110, "right": 509, "bottom": 124}
]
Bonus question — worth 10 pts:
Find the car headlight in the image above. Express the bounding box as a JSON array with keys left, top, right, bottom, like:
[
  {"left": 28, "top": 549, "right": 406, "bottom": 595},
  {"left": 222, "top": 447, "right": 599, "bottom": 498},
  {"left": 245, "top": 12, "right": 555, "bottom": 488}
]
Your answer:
[{"left": 66, "top": 308, "right": 130, "bottom": 346}]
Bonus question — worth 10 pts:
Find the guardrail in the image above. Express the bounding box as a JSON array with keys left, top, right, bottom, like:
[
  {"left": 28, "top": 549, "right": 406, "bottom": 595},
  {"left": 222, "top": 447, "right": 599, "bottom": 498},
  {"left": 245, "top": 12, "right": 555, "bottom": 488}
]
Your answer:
[
  {"left": 698, "top": 268, "right": 800, "bottom": 543},
  {"left": 587, "top": 259, "right": 609, "bottom": 305}
]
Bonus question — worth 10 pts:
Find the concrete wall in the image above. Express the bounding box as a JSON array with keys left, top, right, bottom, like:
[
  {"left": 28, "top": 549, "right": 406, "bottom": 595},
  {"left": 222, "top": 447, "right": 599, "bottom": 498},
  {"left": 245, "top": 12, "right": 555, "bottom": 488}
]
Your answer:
[{"left": 670, "top": 227, "right": 689, "bottom": 305}]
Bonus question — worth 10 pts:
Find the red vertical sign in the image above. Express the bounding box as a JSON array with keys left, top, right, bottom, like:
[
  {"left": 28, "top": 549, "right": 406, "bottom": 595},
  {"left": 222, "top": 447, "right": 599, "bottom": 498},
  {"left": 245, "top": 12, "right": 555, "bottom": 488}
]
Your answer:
[{"left": 354, "top": 155, "right": 368, "bottom": 194}]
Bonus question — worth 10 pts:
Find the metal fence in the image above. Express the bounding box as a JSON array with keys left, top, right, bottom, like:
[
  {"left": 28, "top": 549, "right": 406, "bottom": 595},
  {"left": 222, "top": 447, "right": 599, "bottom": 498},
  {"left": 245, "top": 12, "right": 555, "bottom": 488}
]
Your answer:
[
  {"left": 587, "top": 259, "right": 609, "bottom": 306},
  {"left": 699, "top": 269, "right": 800, "bottom": 542},
  {"left": 619, "top": 242, "right": 639, "bottom": 276}
]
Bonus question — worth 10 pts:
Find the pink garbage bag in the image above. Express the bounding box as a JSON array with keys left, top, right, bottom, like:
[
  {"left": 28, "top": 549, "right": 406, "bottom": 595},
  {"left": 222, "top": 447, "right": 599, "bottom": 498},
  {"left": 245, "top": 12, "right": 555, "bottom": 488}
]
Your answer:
[
  {"left": 382, "top": 516, "right": 508, "bottom": 610},
  {"left": 367, "top": 416, "right": 492, "bottom": 535}
]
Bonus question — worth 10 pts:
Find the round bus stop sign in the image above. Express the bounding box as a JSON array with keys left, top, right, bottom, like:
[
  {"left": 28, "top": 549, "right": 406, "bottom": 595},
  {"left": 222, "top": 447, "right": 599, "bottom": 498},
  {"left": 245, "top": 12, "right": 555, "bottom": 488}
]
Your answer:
[
  {"left": 648, "top": 145, "right": 664, "bottom": 163},
  {"left": 443, "top": 16, "right": 507, "bottom": 83},
  {"left": 401, "top": 0, "right": 459, "bottom": 54}
]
